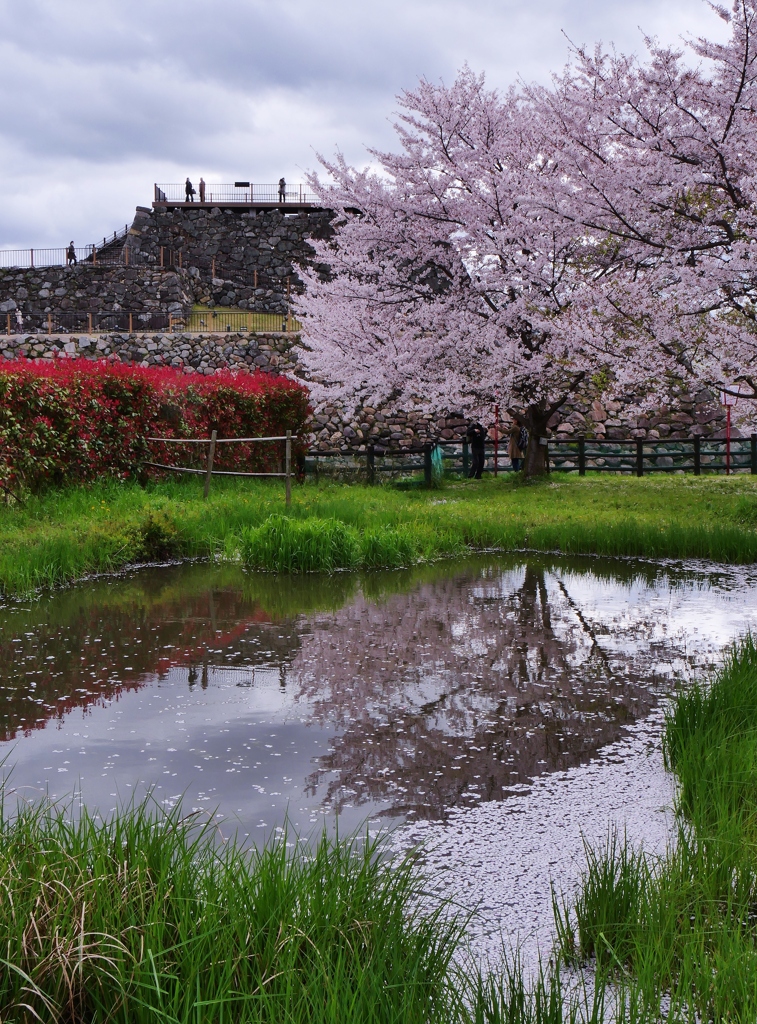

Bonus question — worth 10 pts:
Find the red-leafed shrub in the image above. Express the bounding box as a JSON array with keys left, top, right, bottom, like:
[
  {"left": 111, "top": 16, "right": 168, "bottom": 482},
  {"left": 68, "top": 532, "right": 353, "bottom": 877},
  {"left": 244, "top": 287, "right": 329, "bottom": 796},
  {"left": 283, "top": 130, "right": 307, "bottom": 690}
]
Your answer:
[{"left": 0, "top": 360, "right": 310, "bottom": 493}]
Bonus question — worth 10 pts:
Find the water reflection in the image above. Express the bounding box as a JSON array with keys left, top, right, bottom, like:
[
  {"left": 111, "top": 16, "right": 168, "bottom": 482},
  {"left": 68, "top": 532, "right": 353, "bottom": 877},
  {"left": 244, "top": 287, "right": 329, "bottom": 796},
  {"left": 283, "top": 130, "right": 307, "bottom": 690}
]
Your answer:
[{"left": 0, "top": 556, "right": 755, "bottom": 832}]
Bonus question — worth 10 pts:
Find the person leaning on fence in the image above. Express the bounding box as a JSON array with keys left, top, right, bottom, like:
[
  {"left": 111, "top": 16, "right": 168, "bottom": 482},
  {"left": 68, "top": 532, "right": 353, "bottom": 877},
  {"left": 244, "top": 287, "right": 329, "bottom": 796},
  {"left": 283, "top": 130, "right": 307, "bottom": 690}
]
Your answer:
[
  {"left": 185, "top": 177, "right": 195, "bottom": 202},
  {"left": 199, "top": 177, "right": 206, "bottom": 202},
  {"left": 466, "top": 422, "right": 487, "bottom": 479},
  {"left": 66, "top": 241, "right": 77, "bottom": 266},
  {"left": 278, "top": 177, "right": 286, "bottom": 203}
]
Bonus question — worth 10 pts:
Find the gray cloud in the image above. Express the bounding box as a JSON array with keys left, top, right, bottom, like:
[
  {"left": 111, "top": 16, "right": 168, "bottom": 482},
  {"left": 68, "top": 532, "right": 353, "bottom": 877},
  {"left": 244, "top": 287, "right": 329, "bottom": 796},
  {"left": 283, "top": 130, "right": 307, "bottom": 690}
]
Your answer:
[{"left": 0, "top": 0, "right": 729, "bottom": 246}]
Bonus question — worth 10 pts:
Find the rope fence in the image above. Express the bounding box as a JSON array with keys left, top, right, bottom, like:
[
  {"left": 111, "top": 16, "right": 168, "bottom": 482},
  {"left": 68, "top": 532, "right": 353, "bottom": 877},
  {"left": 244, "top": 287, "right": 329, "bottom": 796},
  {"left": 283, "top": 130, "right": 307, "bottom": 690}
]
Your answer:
[{"left": 145, "top": 430, "right": 295, "bottom": 503}]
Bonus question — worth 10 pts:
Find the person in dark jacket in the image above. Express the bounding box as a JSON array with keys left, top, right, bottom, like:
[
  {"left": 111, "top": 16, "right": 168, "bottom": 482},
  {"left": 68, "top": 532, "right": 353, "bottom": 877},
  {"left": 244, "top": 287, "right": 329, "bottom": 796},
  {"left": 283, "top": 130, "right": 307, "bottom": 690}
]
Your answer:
[
  {"left": 466, "top": 422, "right": 487, "bottom": 479},
  {"left": 278, "top": 177, "right": 286, "bottom": 202},
  {"left": 185, "top": 178, "right": 195, "bottom": 202}
]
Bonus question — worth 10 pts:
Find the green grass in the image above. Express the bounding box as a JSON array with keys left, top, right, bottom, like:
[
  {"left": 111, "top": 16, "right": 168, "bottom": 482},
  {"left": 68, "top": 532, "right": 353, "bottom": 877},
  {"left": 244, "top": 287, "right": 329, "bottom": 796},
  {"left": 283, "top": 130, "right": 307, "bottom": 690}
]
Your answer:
[
  {"left": 0, "top": 788, "right": 603, "bottom": 1024},
  {"left": 0, "top": 794, "right": 469, "bottom": 1023},
  {"left": 1, "top": 472, "right": 757, "bottom": 596},
  {"left": 555, "top": 636, "right": 757, "bottom": 1021},
  {"left": 188, "top": 306, "right": 301, "bottom": 333}
]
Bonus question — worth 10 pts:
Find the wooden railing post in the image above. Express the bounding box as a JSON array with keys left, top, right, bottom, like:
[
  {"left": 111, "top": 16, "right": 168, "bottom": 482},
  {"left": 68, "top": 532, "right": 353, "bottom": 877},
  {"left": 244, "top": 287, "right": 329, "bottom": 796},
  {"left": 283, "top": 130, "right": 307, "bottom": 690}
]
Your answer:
[
  {"left": 285, "top": 430, "right": 292, "bottom": 507},
  {"left": 160, "top": 246, "right": 164, "bottom": 268},
  {"left": 129, "top": 313, "right": 133, "bottom": 333},
  {"left": 204, "top": 429, "right": 217, "bottom": 499},
  {"left": 578, "top": 436, "right": 586, "bottom": 476},
  {"left": 367, "top": 444, "right": 375, "bottom": 485},
  {"left": 751, "top": 433, "right": 757, "bottom": 476},
  {"left": 636, "top": 437, "right": 644, "bottom": 477},
  {"left": 88, "top": 313, "right": 92, "bottom": 333},
  {"left": 694, "top": 435, "right": 701, "bottom": 476}
]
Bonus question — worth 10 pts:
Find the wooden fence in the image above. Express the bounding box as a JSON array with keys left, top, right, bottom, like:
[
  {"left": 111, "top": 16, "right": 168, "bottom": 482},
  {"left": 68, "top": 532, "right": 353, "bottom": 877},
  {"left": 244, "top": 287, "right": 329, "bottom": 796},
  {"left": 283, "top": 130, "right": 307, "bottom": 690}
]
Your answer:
[
  {"left": 305, "top": 435, "right": 757, "bottom": 484},
  {"left": 143, "top": 433, "right": 757, "bottom": 496}
]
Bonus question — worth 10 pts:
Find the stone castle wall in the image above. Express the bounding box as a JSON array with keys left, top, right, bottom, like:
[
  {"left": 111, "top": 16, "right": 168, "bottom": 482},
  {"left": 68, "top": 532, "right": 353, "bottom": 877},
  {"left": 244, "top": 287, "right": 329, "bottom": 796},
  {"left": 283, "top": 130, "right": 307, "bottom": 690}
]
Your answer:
[
  {"left": 126, "top": 204, "right": 332, "bottom": 313},
  {"left": 0, "top": 265, "right": 196, "bottom": 316},
  {"left": 0, "top": 332, "right": 742, "bottom": 445},
  {"left": 0, "top": 331, "right": 299, "bottom": 376}
]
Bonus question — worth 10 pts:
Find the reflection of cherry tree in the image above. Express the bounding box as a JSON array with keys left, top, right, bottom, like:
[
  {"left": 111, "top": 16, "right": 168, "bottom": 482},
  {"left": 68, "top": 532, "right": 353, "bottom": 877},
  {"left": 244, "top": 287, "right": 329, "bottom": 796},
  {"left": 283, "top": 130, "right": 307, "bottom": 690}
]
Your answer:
[{"left": 292, "top": 565, "right": 662, "bottom": 819}]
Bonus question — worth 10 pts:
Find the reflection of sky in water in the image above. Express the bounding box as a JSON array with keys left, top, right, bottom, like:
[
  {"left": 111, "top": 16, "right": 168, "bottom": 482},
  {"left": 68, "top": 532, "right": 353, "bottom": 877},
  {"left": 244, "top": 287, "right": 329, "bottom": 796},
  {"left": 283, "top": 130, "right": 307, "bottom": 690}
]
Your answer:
[{"left": 0, "top": 556, "right": 755, "bottom": 837}]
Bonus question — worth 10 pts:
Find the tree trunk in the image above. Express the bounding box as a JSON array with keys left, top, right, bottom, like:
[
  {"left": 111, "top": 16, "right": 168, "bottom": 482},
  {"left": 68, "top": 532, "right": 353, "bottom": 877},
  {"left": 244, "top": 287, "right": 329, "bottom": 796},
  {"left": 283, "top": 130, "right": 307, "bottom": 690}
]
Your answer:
[{"left": 519, "top": 406, "right": 553, "bottom": 480}]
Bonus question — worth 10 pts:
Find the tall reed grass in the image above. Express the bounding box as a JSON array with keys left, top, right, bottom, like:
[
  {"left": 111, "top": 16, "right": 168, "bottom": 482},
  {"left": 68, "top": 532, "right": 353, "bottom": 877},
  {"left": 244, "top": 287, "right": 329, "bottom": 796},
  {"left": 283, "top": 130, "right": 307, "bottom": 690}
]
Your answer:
[
  {"left": 0, "top": 790, "right": 606, "bottom": 1024},
  {"left": 555, "top": 636, "right": 757, "bottom": 1021},
  {"left": 0, "top": 794, "right": 472, "bottom": 1024},
  {"left": 238, "top": 515, "right": 424, "bottom": 573}
]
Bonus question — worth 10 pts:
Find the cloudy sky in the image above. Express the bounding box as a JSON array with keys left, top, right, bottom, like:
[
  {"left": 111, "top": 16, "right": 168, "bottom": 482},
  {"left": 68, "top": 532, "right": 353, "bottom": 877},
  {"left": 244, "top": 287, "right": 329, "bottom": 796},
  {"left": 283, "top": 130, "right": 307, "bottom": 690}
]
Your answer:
[{"left": 0, "top": 0, "right": 729, "bottom": 249}]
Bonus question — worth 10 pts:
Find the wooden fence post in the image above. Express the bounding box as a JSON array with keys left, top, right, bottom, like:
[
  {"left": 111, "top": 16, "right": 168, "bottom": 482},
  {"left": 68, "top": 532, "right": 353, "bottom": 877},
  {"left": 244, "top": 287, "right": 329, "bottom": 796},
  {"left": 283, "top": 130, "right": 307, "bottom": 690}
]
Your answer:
[
  {"left": 88, "top": 313, "right": 92, "bottom": 333},
  {"left": 367, "top": 444, "right": 375, "bottom": 485},
  {"left": 578, "top": 436, "right": 586, "bottom": 476},
  {"left": 129, "top": 313, "right": 133, "bottom": 333},
  {"left": 160, "top": 246, "right": 164, "bottom": 268},
  {"left": 204, "top": 429, "right": 217, "bottom": 499},
  {"left": 751, "top": 433, "right": 757, "bottom": 476},
  {"left": 424, "top": 443, "right": 433, "bottom": 487},
  {"left": 694, "top": 435, "right": 701, "bottom": 476},
  {"left": 285, "top": 430, "right": 292, "bottom": 507},
  {"left": 6, "top": 313, "right": 10, "bottom": 335},
  {"left": 462, "top": 440, "right": 469, "bottom": 477},
  {"left": 636, "top": 438, "right": 644, "bottom": 477}
]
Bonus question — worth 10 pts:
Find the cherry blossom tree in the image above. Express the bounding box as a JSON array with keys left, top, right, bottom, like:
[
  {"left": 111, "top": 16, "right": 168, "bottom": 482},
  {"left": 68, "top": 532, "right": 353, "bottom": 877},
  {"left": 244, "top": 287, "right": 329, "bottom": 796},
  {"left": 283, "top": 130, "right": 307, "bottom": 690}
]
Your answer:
[
  {"left": 537, "top": 0, "right": 757, "bottom": 404},
  {"left": 297, "top": 1, "right": 757, "bottom": 476}
]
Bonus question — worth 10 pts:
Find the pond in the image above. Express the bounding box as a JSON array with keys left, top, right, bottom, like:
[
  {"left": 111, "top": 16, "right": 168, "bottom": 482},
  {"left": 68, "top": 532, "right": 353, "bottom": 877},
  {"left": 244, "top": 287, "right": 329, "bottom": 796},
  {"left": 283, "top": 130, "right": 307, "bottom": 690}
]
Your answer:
[{"left": 2, "top": 554, "right": 756, "bottom": 849}]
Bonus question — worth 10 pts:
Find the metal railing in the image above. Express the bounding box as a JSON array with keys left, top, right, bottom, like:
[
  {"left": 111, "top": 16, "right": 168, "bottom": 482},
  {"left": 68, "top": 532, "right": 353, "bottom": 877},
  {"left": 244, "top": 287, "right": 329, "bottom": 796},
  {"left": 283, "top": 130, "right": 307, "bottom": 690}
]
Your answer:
[
  {"left": 0, "top": 226, "right": 130, "bottom": 270},
  {"left": 0, "top": 244, "right": 304, "bottom": 299},
  {"left": 154, "top": 182, "right": 320, "bottom": 205},
  {"left": 2, "top": 309, "right": 300, "bottom": 335}
]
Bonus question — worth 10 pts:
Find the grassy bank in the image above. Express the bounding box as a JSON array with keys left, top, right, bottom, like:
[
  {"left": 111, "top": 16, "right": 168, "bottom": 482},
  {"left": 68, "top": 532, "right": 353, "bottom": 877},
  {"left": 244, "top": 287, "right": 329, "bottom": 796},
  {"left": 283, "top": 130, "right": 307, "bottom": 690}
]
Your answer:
[
  {"left": 0, "top": 790, "right": 586, "bottom": 1024},
  {"left": 556, "top": 637, "right": 757, "bottom": 1021},
  {"left": 1, "top": 473, "right": 756, "bottom": 596}
]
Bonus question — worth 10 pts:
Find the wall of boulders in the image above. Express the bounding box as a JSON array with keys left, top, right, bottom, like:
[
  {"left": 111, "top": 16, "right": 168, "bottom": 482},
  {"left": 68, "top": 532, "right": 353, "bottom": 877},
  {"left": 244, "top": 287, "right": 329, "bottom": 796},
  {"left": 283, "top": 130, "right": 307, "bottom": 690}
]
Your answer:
[
  {"left": 0, "top": 266, "right": 196, "bottom": 317},
  {"left": 0, "top": 331, "right": 299, "bottom": 376},
  {"left": 309, "top": 387, "right": 743, "bottom": 450},
  {"left": 126, "top": 204, "right": 332, "bottom": 313}
]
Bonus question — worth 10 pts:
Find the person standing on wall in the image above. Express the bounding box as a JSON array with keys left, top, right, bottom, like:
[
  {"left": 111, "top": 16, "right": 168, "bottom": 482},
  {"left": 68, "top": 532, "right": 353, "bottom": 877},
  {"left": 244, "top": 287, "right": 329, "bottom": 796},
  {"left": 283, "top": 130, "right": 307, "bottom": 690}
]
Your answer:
[
  {"left": 466, "top": 421, "right": 487, "bottom": 479},
  {"left": 278, "top": 177, "right": 286, "bottom": 203},
  {"left": 66, "top": 241, "right": 77, "bottom": 266},
  {"left": 185, "top": 178, "right": 195, "bottom": 202},
  {"left": 199, "top": 177, "right": 206, "bottom": 203}
]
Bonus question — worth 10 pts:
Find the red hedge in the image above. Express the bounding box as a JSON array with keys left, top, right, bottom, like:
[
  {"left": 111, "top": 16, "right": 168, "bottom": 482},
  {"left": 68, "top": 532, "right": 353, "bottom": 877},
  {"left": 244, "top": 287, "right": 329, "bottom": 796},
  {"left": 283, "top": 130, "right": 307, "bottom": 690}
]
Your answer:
[{"left": 0, "top": 359, "right": 311, "bottom": 492}]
